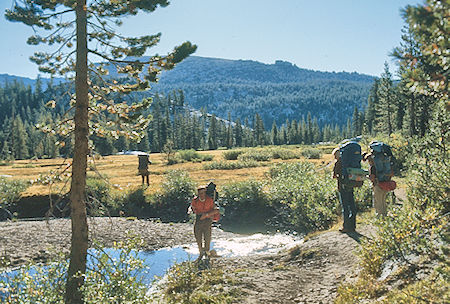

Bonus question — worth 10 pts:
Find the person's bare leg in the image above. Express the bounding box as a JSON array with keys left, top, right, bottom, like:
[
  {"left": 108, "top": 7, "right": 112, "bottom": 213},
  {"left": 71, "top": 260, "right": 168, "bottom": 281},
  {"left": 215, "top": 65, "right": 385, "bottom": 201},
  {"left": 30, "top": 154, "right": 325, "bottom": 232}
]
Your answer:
[
  {"left": 204, "top": 222, "right": 212, "bottom": 255},
  {"left": 194, "top": 223, "right": 204, "bottom": 256}
]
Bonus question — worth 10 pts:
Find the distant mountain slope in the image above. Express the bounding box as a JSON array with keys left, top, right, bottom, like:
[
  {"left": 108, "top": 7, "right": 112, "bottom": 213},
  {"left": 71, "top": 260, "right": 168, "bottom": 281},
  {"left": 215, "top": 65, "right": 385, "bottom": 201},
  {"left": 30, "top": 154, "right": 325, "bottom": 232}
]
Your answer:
[
  {"left": 1, "top": 56, "right": 374, "bottom": 127},
  {"left": 152, "top": 56, "right": 374, "bottom": 127},
  {"left": 0, "top": 74, "right": 65, "bottom": 90},
  {"left": 158, "top": 56, "right": 374, "bottom": 84}
]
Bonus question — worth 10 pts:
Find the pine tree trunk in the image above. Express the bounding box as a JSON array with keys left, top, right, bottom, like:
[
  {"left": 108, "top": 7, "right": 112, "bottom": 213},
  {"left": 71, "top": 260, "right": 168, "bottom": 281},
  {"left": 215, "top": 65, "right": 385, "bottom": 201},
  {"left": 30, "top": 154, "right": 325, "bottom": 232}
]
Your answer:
[{"left": 65, "top": 1, "right": 89, "bottom": 303}]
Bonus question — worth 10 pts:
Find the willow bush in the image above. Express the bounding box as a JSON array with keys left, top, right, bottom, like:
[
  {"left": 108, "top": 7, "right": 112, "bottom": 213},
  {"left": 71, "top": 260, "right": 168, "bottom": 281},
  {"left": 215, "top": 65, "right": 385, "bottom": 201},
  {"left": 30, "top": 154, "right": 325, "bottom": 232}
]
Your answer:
[
  {"left": 219, "top": 179, "right": 271, "bottom": 230},
  {"left": 150, "top": 170, "right": 196, "bottom": 222},
  {"left": 219, "top": 161, "right": 370, "bottom": 233},
  {"left": 267, "top": 162, "right": 338, "bottom": 232},
  {"left": 0, "top": 177, "right": 29, "bottom": 220},
  {"left": 203, "top": 160, "right": 260, "bottom": 170}
]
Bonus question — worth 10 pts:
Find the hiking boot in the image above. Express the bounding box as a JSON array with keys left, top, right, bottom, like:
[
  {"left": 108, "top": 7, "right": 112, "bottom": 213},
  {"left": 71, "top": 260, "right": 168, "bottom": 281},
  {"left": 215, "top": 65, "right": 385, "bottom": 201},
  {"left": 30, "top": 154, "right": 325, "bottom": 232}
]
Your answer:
[{"left": 196, "top": 251, "right": 205, "bottom": 261}]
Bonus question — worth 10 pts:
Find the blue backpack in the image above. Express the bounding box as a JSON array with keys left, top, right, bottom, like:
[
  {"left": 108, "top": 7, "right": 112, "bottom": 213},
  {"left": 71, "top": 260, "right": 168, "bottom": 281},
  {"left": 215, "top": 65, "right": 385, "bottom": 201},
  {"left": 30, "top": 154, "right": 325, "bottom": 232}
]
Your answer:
[
  {"left": 340, "top": 141, "right": 366, "bottom": 185},
  {"left": 369, "top": 141, "right": 393, "bottom": 182}
]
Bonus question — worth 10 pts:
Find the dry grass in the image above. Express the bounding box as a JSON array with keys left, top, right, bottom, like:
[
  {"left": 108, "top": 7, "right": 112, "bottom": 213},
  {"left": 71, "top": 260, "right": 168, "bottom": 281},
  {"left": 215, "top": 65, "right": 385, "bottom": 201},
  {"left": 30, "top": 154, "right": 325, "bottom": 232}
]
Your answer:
[{"left": 0, "top": 147, "right": 335, "bottom": 197}]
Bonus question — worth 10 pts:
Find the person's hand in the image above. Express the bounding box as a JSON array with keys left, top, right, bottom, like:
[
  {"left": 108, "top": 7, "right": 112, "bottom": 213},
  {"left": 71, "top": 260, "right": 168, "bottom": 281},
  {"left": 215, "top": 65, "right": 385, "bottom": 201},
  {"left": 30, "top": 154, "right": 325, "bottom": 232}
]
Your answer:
[{"left": 200, "top": 213, "right": 209, "bottom": 220}]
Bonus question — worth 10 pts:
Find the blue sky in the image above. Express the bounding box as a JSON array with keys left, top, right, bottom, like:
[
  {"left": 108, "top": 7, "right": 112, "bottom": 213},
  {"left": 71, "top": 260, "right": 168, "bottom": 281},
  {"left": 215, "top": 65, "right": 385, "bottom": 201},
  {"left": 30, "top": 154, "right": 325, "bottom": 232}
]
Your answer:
[{"left": 1, "top": 0, "right": 422, "bottom": 79}]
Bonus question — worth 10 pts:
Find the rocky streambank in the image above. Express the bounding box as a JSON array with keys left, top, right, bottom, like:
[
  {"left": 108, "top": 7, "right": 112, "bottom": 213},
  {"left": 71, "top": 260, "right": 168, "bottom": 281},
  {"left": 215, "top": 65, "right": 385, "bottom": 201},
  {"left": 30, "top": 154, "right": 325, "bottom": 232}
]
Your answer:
[
  {"left": 0, "top": 217, "right": 235, "bottom": 267},
  {"left": 1, "top": 217, "right": 368, "bottom": 304}
]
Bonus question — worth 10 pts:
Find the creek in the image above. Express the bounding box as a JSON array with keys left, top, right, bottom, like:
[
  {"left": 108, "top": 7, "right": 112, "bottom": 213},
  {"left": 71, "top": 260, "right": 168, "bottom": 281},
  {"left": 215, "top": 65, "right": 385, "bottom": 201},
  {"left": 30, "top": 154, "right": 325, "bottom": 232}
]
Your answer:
[{"left": 1, "top": 232, "right": 303, "bottom": 295}]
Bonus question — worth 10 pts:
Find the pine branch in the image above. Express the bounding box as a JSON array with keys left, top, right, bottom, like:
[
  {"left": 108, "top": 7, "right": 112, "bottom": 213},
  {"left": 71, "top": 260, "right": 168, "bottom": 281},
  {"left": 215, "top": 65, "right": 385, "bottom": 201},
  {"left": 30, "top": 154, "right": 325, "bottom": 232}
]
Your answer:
[
  {"left": 88, "top": 49, "right": 159, "bottom": 65},
  {"left": 41, "top": 9, "right": 74, "bottom": 20}
]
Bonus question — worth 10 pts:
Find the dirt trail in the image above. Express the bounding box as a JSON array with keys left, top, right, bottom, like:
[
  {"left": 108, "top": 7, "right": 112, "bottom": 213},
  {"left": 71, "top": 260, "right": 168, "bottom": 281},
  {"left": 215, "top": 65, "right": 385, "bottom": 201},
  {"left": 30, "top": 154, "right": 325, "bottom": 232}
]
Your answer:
[{"left": 214, "top": 226, "right": 372, "bottom": 304}]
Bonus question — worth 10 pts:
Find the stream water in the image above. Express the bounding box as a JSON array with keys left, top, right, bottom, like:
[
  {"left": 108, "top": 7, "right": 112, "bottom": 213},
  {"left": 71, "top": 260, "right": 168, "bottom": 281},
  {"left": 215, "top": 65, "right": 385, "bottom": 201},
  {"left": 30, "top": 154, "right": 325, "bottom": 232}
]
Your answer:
[
  {"left": 1, "top": 232, "right": 303, "bottom": 296},
  {"left": 142, "top": 232, "right": 304, "bottom": 283}
]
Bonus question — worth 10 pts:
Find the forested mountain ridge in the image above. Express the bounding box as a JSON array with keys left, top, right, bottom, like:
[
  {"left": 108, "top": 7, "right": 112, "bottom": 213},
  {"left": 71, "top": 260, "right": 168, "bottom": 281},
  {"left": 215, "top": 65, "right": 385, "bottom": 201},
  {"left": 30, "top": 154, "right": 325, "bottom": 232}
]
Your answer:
[
  {"left": 156, "top": 56, "right": 374, "bottom": 84},
  {"left": 0, "top": 74, "right": 65, "bottom": 90},
  {"left": 1, "top": 56, "right": 374, "bottom": 128},
  {"left": 100, "top": 56, "right": 375, "bottom": 127},
  {"left": 151, "top": 56, "right": 375, "bottom": 127}
]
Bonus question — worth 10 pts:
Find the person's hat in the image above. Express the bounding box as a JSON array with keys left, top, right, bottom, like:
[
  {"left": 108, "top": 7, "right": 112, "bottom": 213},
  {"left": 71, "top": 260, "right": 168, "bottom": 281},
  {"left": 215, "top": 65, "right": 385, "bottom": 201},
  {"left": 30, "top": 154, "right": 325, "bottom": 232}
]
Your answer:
[{"left": 197, "top": 185, "right": 207, "bottom": 191}]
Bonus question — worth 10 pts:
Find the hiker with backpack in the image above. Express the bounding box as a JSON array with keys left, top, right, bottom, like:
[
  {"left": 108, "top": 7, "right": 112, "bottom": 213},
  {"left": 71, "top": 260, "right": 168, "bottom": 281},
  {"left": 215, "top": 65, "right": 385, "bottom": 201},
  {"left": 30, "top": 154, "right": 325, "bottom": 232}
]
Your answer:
[
  {"left": 138, "top": 154, "right": 151, "bottom": 186},
  {"left": 363, "top": 141, "right": 396, "bottom": 216},
  {"left": 332, "top": 140, "right": 366, "bottom": 233},
  {"left": 189, "top": 183, "right": 220, "bottom": 259}
]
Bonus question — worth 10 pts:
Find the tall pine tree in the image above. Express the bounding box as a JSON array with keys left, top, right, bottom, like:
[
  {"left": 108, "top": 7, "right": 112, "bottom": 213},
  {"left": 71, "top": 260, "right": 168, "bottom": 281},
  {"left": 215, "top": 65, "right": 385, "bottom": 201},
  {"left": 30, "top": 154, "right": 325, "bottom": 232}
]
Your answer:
[{"left": 6, "top": 1, "right": 196, "bottom": 302}]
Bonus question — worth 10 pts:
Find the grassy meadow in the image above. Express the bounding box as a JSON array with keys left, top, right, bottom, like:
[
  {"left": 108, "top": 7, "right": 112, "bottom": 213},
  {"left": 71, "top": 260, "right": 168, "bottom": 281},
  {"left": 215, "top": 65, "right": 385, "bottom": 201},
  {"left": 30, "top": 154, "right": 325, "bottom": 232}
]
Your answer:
[{"left": 0, "top": 145, "right": 335, "bottom": 198}]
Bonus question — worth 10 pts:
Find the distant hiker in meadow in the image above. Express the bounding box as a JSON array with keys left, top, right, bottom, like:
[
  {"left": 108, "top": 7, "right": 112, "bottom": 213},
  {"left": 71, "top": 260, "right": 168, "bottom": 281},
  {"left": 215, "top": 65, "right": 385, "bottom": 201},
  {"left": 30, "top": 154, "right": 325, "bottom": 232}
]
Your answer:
[
  {"left": 363, "top": 141, "right": 396, "bottom": 217},
  {"left": 189, "top": 183, "right": 220, "bottom": 260},
  {"left": 332, "top": 140, "right": 366, "bottom": 233},
  {"left": 138, "top": 154, "right": 151, "bottom": 186}
]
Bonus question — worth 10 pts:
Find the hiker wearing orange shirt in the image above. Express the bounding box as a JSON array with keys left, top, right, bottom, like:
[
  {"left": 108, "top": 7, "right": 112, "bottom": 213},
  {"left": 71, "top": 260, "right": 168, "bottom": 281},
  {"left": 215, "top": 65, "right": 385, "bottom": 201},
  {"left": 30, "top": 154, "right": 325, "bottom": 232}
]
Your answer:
[{"left": 189, "top": 185, "right": 220, "bottom": 258}]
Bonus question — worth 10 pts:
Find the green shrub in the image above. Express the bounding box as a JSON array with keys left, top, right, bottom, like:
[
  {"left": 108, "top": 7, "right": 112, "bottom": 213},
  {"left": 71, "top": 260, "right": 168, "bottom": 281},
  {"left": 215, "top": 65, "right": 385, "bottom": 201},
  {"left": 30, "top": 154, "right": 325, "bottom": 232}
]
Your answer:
[
  {"left": 178, "top": 150, "right": 201, "bottom": 161},
  {"left": 354, "top": 182, "right": 373, "bottom": 212},
  {"left": 0, "top": 177, "right": 29, "bottom": 220},
  {"left": 0, "top": 234, "right": 152, "bottom": 303},
  {"left": 151, "top": 170, "right": 196, "bottom": 222},
  {"left": 167, "top": 157, "right": 181, "bottom": 165},
  {"left": 237, "top": 150, "right": 271, "bottom": 161},
  {"left": 219, "top": 180, "right": 271, "bottom": 231},
  {"left": 203, "top": 160, "right": 260, "bottom": 170},
  {"left": 301, "top": 147, "right": 322, "bottom": 159},
  {"left": 269, "top": 147, "right": 301, "bottom": 160},
  {"left": 201, "top": 154, "right": 214, "bottom": 161},
  {"left": 222, "top": 150, "right": 245, "bottom": 160},
  {"left": 157, "top": 261, "right": 237, "bottom": 303},
  {"left": 85, "top": 177, "right": 120, "bottom": 216},
  {"left": 83, "top": 235, "right": 152, "bottom": 303},
  {"left": 122, "top": 186, "right": 151, "bottom": 217},
  {"left": 379, "top": 270, "right": 449, "bottom": 304},
  {"left": 176, "top": 150, "right": 214, "bottom": 163},
  {"left": 267, "top": 162, "right": 338, "bottom": 232}
]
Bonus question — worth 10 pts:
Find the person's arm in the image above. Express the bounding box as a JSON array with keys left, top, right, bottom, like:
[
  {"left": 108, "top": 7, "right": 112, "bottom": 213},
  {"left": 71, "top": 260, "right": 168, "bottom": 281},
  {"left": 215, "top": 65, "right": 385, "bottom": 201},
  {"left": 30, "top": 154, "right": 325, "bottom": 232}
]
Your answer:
[
  {"left": 369, "top": 165, "right": 377, "bottom": 183},
  {"left": 190, "top": 198, "right": 199, "bottom": 214},
  {"left": 200, "top": 208, "right": 219, "bottom": 220},
  {"left": 199, "top": 198, "right": 219, "bottom": 220},
  {"left": 333, "top": 160, "right": 341, "bottom": 179}
]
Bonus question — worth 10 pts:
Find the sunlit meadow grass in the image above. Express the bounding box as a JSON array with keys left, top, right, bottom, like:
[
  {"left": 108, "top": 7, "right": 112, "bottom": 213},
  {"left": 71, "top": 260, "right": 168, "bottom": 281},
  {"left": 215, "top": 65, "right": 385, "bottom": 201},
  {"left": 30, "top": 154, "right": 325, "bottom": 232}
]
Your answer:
[{"left": 1, "top": 145, "right": 335, "bottom": 198}]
